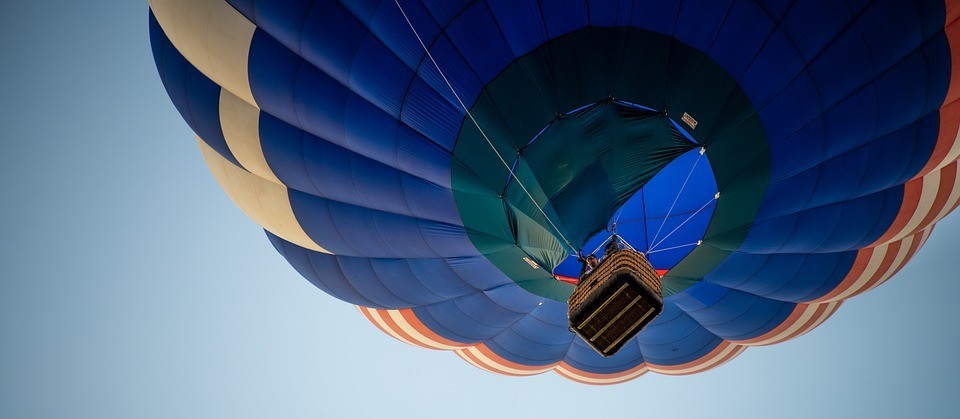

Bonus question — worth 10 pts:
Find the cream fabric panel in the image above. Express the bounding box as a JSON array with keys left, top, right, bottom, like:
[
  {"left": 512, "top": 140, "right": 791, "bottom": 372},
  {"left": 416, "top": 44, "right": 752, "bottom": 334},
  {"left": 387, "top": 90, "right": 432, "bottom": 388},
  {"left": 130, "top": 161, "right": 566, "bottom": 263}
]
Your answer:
[
  {"left": 149, "top": 0, "right": 257, "bottom": 105},
  {"left": 218, "top": 90, "right": 282, "bottom": 185},
  {"left": 198, "top": 138, "right": 331, "bottom": 254}
]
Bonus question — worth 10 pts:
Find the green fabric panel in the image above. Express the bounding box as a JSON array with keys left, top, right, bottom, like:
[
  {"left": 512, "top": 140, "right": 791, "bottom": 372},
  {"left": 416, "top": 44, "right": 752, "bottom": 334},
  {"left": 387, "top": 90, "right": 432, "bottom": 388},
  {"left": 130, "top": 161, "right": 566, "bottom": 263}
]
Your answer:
[{"left": 451, "top": 27, "right": 771, "bottom": 301}]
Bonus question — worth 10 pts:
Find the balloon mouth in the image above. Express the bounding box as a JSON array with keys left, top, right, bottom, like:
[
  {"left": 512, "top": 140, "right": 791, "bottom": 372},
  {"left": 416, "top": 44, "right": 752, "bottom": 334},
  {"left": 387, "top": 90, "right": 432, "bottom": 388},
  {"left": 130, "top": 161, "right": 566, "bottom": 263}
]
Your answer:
[
  {"left": 450, "top": 26, "right": 769, "bottom": 302},
  {"left": 550, "top": 132, "right": 718, "bottom": 282}
]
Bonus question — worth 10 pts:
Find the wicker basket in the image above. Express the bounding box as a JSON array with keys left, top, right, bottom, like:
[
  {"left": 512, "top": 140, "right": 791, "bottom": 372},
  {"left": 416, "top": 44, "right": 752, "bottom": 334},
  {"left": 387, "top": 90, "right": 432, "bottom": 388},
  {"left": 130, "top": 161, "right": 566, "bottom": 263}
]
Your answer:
[{"left": 567, "top": 249, "right": 663, "bottom": 356}]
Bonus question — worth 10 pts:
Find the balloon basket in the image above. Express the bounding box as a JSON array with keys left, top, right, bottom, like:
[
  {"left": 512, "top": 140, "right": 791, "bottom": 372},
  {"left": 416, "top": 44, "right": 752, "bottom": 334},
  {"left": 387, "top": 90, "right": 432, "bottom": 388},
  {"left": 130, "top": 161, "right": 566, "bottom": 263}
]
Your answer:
[{"left": 568, "top": 250, "right": 663, "bottom": 356}]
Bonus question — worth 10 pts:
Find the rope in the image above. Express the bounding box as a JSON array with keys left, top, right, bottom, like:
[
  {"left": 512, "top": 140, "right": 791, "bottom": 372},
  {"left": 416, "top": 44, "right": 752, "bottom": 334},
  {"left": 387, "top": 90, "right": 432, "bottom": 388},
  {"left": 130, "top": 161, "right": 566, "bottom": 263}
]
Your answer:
[
  {"left": 394, "top": 0, "right": 577, "bottom": 253},
  {"left": 646, "top": 241, "right": 701, "bottom": 255},
  {"left": 648, "top": 193, "right": 718, "bottom": 252},
  {"left": 649, "top": 147, "right": 704, "bottom": 247}
]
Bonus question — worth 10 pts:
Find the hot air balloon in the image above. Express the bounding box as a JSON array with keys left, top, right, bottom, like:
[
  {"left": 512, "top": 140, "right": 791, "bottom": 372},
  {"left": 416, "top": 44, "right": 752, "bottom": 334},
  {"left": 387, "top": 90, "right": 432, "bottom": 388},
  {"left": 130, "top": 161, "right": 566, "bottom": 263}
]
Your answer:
[{"left": 149, "top": 0, "right": 960, "bottom": 384}]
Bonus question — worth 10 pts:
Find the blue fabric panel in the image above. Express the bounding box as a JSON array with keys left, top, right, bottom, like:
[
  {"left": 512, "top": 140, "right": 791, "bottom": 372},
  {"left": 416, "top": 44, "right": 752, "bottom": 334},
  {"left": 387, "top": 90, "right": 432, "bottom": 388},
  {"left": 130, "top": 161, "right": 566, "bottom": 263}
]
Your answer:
[
  {"left": 287, "top": 189, "right": 479, "bottom": 258},
  {"left": 149, "top": 13, "right": 239, "bottom": 167},
  {"left": 709, "top": 0, "right": 777, "bottom": 81},
  {"left": 629, "top": 0, "right": 680, "bottom": 37},
  {"left": 486, "top": 0, "right": 549, "bottom": 56},
  {"left": 256, "top": 113, "right": 462, "bottom": 225},
  {"left": 636, "top": 302, "right": 724, "bottom": 364},
  {"left": 586, "top": 0, "right": 634, "bottom": 27},
  {"left": 740, "top": 187, "right": 903, "bottom": 254},
  {"left": 858, "top": 0, "right": 924, "bottom": 74},
  {"left": 414, "top": 293, "right": 527, "bottom": 342},
  {"left": 443, "top": 2, "right": 515, "bottom": 83},
  {"left": 705, "top": 251, "right": 857, "bottom": 302},
  {"left": 539, "top": 0, "right": 589, "bottom": 39},
  {"left": 562, "top": 337, "right": 645, "bottom": 374},
  {"left": 754, "top": 0, "right": 793, "bottom": 21},
  {"left": 737, "top": 28, "right": 806, "bottom": 110},
  {"left": 779, "top": 0, "right": 853, "bottom": 62},
  {"left": 674, "top": 0, "right": 733, "bottom": 53},
  {"left": 672, "top": 283, "right": 796, "bottom": 341},
  {"left": 267, "top": 231, "right": 379, "bottom": 307},
  {"left": 247, "top": 28, "right": 460, "bottom": 183},
  {"left": 420, "top": 0, "right": 473, "bottom": 24},
  {"left": 341, "top": 0, "right": 443, "bottom": 70}
]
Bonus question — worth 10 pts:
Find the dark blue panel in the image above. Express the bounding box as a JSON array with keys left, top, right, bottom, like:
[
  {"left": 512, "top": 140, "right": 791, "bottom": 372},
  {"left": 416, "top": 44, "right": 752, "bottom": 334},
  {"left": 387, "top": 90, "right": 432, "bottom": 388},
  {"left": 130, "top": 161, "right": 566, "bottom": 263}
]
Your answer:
[
  {"left": 149, "top": 13, "right": 239, "bottom": 167},
  {"left": 486, "top": 0, "right": 549, "bottom": 56}
]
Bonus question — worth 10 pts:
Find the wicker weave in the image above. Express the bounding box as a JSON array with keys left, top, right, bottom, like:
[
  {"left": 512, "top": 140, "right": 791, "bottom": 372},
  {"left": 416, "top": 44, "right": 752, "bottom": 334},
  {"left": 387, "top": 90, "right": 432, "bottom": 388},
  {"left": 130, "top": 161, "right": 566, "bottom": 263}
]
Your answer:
[{"left": 567, "top": 249, "right": 663, "bottom": 356}]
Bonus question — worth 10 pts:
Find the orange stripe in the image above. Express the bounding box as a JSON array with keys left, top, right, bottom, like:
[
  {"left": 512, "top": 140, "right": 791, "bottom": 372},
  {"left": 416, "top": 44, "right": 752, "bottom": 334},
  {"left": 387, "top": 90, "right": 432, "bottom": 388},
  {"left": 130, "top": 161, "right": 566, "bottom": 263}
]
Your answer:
[
  {"left": 866, "top": 240, "right": 902, "bottom": 284},
  {"left": 734, "top": 303, "right": 808, "bottom": 345},
  {"left": 357, "top": 307, "right": 393, "bottom": 337},
  {"left": 814, "top": 247, "right": 875, "bottom": 302},
  {"left": 375, "top": 308, "right": 437, "bottom": 350},
  {"left": 396, "top": 309, "right": 468, "bottom": 348},
  {"left": 555, "top": 361, "right": 647, "bottom": 380},
  {"left": 865, "top": 229, "right": 927, "bottom": 291},
  {"left": 649, "top": 340, "right": 737, "bottom": 373},
  {"left": 914, "top": 163, "right": 959, "bottom": 230},
  {"left": 453, "top": 348, "right": 527, "bottom": 377},
  {"left": 777, "top": 303, "right": 832, "bottom": 343},
  {"left": 554, "top": 363, "right": 648, "bottom": 386},
  {"left": 922, "top": 99, "right": 960, "bottom": 175},
  {"left": 944, "top": 9, "right": 960, "bottom": 105},
  {"left": 875, "top": 178, "right": 924, "bottom": 245},
  {"left": 474, "top": 343, "right": 558, "bottom": 372}
]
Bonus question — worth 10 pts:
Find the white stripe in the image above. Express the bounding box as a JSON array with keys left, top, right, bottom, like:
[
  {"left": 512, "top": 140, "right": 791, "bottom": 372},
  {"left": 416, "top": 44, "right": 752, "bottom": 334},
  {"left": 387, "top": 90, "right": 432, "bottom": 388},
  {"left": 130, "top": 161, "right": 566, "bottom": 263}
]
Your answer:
[
  {"left": 359, "top": 307, "right": 421, "bottom": 348},
  {"left": 824, "top": 244, "right": 889, "bottom": 302},
  {"left": 456, "top": 347, "right": 554, "bottom": 376},
  {"left": 555, "top": 364, "right": 648, "bottom": 385},
  {"left": 797, "top": 301, "right": 841, "bottom": 338},
  {"left": 932, "top": 163, "right": 960, "bottom": 223},
  {"left": 938, "top": 125, "right": 960, "bottom": 171},
  {"left": 864, "top": 232, "right": 923, "bottom": 292},
  {"left": 454, "top": 349, "right": 491, "bottom": 371},
  {"left": 149, "top": 0, "right": 257, "bottom": 105},
  {"left": 889, "top": 170, "right": 942, "bottom": 243},
  {"left": 385, "top": 310, "right": 465, "bottom": 350},
  {"left": 737, "top": 304, "right": 821, "bottom": 346},
  {"left": 648, "top": 343, "right": 744, "bottom": 375}
]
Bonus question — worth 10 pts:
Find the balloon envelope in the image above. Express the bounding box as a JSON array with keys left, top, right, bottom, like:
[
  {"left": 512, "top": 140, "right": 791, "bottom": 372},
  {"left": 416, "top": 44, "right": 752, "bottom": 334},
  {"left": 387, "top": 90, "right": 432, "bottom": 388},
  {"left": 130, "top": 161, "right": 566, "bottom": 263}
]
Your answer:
[{"left": 149, "top": 0, "right": 960, "bottom": 384}]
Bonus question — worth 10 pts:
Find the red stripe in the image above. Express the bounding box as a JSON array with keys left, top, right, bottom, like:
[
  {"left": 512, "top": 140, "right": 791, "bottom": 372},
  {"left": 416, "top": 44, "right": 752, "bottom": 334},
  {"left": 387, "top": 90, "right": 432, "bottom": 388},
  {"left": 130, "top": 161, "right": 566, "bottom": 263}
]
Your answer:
[{"left": 814, "top": 247, "right": 875, "bottom": 302}]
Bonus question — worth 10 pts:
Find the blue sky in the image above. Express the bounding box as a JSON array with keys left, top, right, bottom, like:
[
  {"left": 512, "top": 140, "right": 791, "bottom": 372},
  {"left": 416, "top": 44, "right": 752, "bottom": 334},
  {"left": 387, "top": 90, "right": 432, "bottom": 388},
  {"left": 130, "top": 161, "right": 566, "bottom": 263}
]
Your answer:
[{"left": 2, "top": 2, "right": 959, "bottom": 418}]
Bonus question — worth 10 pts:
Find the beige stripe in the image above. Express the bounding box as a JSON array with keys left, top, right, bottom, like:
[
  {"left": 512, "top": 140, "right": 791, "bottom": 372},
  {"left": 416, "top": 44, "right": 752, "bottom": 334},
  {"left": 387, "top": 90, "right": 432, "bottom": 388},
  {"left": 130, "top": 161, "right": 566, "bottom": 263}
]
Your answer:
[
  {"left": 825, "top": 243, "right": 890, "bottom": 302},
  {"left": 853, "top": 235, "right": 914, "bottom": 297},
  {"left": 554, "top": 365, "right": 648, "bottom": 384},
  {"left": 199, "top": 138, "right": 330, "bottom": 253},
  {"left": 385, "top": 310, "right": 465, "bottom": 350},
  {"left": 149, "top": 0, "right": 257, "bottom": 105},
  {"left": 932, "top": 164, "right": 960, "bottom": 223},
  {"left": 888, "top": 170, "right": 942, "bottom": 243},
  {"left": 359, "top": 307, "right": 421, "bottom": 347},
  {"left": 864, "top": 231, "right": 928, "bottom": 293},
  {"left": 218, "top": 89, "right": 282, "bottom": 185},
  {"left": 938, "top": 128, "right": 960, "bottom": 172},
  {"left": 453, "top": 349, "right": 491, "bottom": 371},
  {"left": 798, "top": 301, "right": 841, "bottom": 338},
  {"left": 737, "top": 304, "right": 821, "bottom": 346},
  {"left": 457, "top": 347, "right": 553, "bottom": 376},
  {"left": 649, "top": 343, "right": 745, "bottom": 375}
]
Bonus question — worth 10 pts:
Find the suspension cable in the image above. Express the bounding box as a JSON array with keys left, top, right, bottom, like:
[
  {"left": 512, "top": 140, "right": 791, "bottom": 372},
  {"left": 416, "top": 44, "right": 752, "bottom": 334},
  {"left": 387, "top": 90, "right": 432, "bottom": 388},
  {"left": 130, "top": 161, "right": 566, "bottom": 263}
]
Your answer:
[
  {"left": 649, "top": 147, "right": 705, "bottom": 247},
  {"left": 394, "top": 0, "right": 577, "bottom": 253},
  {"left": 648, "top": 193, "right": 718, "bottom": 252}
]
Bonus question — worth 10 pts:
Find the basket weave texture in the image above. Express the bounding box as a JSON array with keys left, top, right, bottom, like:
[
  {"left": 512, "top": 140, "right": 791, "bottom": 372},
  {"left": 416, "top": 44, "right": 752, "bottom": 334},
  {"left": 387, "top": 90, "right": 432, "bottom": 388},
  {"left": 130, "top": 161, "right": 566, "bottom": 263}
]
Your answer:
[{"left": 568, "top": 250, "right": 662, "bottom": 312}]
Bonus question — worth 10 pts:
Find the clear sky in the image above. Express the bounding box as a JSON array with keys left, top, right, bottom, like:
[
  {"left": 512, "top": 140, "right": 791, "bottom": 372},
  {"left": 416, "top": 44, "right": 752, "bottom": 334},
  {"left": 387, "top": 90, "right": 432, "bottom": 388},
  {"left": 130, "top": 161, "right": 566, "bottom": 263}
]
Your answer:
[{"left": 2, "top": 2, "right": 959, "bottom": 418}]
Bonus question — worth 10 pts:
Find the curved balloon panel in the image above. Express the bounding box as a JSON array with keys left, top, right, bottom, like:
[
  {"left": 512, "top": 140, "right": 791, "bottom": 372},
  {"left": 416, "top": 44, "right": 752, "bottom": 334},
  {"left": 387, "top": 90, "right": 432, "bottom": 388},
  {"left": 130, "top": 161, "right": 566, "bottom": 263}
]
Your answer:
[{"left": 150, "top": 0, "right": 960, "bottom": 384}]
